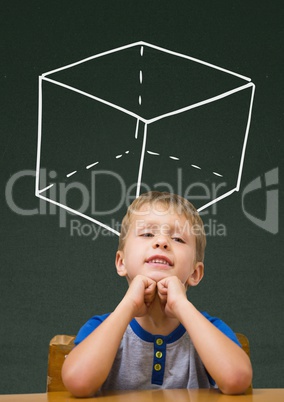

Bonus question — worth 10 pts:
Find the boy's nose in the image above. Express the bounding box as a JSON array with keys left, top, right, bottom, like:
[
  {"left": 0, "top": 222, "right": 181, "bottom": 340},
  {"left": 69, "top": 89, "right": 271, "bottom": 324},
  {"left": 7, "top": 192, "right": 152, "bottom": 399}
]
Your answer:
[{"left": 153, "top": 236, "right": 169, "bottom": 249}]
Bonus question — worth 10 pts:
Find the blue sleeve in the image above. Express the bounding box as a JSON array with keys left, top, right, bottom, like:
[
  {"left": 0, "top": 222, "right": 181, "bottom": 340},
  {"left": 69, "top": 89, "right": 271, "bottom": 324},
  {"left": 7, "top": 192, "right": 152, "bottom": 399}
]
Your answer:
[
  {"left": 74, "top": 313, "right": 111, "bottom": 345},
  {"left": 201, "top": 311, "right": 241, "bottom": 347},
  {"left": 201, "top": 311, "right": 241, "bottom": 386}
]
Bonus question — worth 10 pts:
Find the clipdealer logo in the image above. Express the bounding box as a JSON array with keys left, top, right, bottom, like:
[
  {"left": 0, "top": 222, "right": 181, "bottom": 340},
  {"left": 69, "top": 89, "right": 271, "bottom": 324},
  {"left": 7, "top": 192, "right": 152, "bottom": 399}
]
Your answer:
[
  {"left": 5, "top": 167, "right": 279, "bottom": 237},
  {"left": 241, "top": 168, "right": 279, "bottom": 234}
]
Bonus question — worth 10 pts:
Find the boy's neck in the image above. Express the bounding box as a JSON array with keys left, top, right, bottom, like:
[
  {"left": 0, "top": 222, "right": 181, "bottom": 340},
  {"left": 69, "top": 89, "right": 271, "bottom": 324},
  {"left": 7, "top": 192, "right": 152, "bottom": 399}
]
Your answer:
[{"left": 135, "top": 294, "right": 181, "bottom": 336}]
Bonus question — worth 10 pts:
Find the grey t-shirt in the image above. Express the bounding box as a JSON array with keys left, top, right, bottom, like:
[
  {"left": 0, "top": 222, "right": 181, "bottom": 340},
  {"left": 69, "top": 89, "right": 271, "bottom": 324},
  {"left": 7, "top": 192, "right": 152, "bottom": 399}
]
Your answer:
[{"left": 75, "top": 312, "right": 241, "bottom": 390}]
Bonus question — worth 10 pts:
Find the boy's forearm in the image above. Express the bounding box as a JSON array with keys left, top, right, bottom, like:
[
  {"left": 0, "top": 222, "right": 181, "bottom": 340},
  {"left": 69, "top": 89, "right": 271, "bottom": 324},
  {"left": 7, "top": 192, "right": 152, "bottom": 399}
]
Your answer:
[
  {"left": 62, "top": 275, "right": 155, "bottom": 397},
  {"left": 62, "top": 298, "right": 135, "bottom": 397},
  {"left": 174, "top": 299, "right": 252, "bottom": 394}
]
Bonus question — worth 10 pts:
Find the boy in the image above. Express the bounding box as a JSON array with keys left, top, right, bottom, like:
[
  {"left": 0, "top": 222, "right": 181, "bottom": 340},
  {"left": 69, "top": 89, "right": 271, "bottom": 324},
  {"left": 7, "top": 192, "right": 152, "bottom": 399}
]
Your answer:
[{"left": 62, "top": 191, "right": 252, "bottom": 397}]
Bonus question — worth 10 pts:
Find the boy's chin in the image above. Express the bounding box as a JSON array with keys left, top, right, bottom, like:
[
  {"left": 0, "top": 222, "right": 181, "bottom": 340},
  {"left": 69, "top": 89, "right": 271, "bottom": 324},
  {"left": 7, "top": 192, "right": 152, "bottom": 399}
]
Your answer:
[{"left": 146, "top": 271, "right": 172, "bottom": 283}]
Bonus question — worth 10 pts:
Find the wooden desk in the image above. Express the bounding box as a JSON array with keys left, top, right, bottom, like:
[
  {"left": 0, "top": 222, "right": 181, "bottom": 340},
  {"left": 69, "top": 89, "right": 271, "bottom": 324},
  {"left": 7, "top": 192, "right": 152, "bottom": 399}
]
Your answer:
[
  {"left": 0, "top": 388, "right": 284, "bottom": 402},
  {"left": 0, "top": 389, "right": 283, "bottom": 402}
]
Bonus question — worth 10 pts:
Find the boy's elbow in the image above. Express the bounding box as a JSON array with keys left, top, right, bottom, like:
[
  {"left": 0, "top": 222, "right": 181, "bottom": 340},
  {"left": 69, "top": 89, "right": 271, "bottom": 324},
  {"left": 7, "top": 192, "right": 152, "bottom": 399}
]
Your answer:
[
  {"left": 62, "top": 373, "right": 99, "bottom": 397},
  {"left": 62, "top": 362, "right": 99, "bottom": 397},
  {"left": 63, "top": 378, "right": 94, "bottom": 397},
  {"left": 219, "top": 364, "right": 253, "bottom": 395}
]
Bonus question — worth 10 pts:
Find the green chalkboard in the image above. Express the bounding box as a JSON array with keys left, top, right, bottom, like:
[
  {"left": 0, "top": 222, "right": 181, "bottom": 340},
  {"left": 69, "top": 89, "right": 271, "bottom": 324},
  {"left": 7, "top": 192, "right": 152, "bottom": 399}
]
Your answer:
[{"left": 1, "top": 0, "right": 283, "bottom": 394}]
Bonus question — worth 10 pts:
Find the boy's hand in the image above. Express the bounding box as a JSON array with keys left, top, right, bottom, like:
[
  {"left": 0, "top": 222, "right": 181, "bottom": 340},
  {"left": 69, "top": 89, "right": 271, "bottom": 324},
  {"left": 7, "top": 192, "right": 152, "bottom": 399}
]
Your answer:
[
  {"left": 157, "top": 276, "right": 188, "bottom": 318},
  {"left": 124, "top": 275, "right": 157, "bottom": 317}
]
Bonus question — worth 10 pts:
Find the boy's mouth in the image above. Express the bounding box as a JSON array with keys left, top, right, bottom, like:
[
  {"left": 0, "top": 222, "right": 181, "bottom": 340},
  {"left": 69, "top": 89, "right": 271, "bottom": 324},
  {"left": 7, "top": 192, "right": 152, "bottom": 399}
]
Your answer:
[{"left": 146, "top": 255, "right": 173, "bottom": 267}]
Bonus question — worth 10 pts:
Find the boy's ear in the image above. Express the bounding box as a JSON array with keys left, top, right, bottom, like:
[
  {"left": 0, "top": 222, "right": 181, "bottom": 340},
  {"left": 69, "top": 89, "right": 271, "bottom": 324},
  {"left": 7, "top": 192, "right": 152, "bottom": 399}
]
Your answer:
[
  {"left": 187, "top": 262, "right": 204, "bottom": 287},
  {"left": 115, "top": 250, "right": 127, "bottom": 277}
]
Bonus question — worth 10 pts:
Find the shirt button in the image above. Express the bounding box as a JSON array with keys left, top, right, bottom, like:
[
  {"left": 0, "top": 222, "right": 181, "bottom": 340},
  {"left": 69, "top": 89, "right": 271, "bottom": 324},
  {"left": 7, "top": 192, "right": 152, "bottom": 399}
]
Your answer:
[
  {"left": 155, "top": 351, "right": 163, "bottom": 359},
  {"left": 154, "top": 363, "right": 162, "bottom": 371},
  {"left": 156, "top": 338, "right": 163, "bottom": 346}
]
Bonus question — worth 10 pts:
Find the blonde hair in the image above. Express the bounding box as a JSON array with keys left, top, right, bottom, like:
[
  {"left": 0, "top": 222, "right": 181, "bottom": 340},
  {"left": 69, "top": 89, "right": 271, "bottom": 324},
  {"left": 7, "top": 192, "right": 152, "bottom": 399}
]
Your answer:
[{"left": 118, "top": 191, "right": 206, "bottom": 262}]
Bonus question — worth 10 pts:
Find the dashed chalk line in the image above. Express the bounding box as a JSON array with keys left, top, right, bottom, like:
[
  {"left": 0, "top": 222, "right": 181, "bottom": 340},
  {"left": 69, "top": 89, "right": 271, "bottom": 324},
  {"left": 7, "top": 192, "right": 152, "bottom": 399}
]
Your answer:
[
  {"left": 66, "top": 170, "right": 77, "bottom": 178},
  {"left": 146, "top": 150, "right": 223, "bottom": 177}
]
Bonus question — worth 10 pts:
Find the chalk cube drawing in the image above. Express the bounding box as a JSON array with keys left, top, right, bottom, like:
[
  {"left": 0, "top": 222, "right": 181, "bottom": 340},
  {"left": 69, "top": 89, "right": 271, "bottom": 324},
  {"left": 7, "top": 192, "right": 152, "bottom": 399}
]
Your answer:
[{"left": 36, "top": 41, "right": 255, "bottom": 235}]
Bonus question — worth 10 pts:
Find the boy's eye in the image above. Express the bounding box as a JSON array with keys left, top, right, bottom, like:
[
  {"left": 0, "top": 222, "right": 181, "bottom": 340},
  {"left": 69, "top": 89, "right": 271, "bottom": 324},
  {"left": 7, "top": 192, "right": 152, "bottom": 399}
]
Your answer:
[
  {"left": 172, "top": 237, "right": 185, "bottom": 243},
  {"left": 141, "top": 232, "right": 154, "bottom": 237}
]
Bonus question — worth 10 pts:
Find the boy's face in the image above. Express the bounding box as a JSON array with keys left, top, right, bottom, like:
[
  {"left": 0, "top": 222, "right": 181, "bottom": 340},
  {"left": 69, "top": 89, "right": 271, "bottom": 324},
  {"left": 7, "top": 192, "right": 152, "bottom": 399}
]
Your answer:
[{"left": 116, "top": 202, "right": 204, "bottom": 287}]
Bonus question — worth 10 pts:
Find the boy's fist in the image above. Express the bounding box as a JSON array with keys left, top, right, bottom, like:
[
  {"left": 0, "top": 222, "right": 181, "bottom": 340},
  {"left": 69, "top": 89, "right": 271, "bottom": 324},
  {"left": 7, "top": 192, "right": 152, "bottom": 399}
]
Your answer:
[
  {"left": 157, "top": 276, "right": 187, "bottom": 318},
  {"left": 125, "top": 275, "right": 157, "bottom": 317}
]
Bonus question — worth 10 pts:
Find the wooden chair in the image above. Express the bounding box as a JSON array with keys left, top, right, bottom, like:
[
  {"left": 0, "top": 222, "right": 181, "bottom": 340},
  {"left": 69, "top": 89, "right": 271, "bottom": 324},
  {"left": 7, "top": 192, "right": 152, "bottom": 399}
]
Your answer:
[
  {"left": 236, "top": 333, "right": 250, "bottom": 359},
  {"left": 47, "top": 333, "right": 251, "bottom": 392},
  {"left": 236, "top": 333, "right": 252, "bottom": 393},
  {"left": 47, "top": 335, "right": 76, "bottom": 392}
]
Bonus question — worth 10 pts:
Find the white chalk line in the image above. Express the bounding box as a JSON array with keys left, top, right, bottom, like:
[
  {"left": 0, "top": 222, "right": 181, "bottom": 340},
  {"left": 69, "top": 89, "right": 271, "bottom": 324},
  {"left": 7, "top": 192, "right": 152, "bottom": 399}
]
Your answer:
[
  {"left": 43, "top": 76, "right": 253, "bottom": 126},
  {"left": 136, "top": 123, "right": 148, "bottom": 197},
  {"left": 146, "top": 150, "right": 223, "bottom": 178},
  {"left": 236, "top": 84, "right": 256, "bottom": 191},
  {"left": 36, "top": 193, "right": 120, "bottom": 236},
  {"left": 86, "top": 161, "right": 99, "bottom": 169},
  {"left": 139, "top": 41, "right": 251, "bottom": 82},
  {"left": 147, "top": 82, "right": 254, "bottom": 124},
  {"left": 43, "top": 40, "right": 251, "bottom": 83},
  {"left": 139, "top": 47, "right": 143, "bottom": 106},
  {"left": 135, "top": 119, "right": 140, "bottom": 139},
  {"left": 197, "top": 188, "right": 237, "bottom": 212},
  {"left": 66, "top": 170, "right": 77, "bottom": 178},
  {"left": 42, "top": 41, "right": 145, "bottom": 77},
  {"left": 39, "top": 149, "right": 131, "bottom": 193},
  {"left": 42, "top": 76, "right": 146, "bottom": 123},
  {"left": 35, "top": 76, "right": 43, "bottom": 197},
  {"left": 39, "top": 143, "right": 132, "bottom": 188},
  {"left": 38, "top": 184, "right": 54, "bottom": 194}
]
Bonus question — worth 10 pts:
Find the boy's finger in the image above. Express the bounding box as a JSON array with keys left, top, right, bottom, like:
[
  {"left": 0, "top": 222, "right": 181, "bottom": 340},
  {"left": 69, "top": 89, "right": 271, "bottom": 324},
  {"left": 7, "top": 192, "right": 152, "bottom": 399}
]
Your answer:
[
  {"left": 157, "top": 280, "right": 168, "bottom": 293},
  {"left": 145, "top": 280, "right": 156, "bottom": 292},
  {"left": 145, "top": 292, "right": 156, "bottom": 304},
  {"left": 157, "top": 291, "right": 167, "bottom": 305},
  {"left": 157, "top": 283, "right": 168, "bottom": 299}
]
